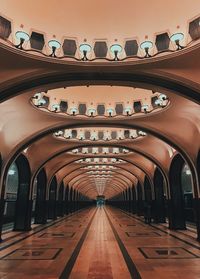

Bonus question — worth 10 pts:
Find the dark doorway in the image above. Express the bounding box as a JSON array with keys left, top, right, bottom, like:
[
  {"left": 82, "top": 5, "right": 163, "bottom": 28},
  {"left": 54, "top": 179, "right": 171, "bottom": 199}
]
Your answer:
[
  {"left": 3, "top": 162, "right": 19, "bottom": 227},
  {"left": 48, "top": 176, "right": 57, "bottom": 220},
  {"left": 181, "top": 163, "right": 194, "bottom": 223},
  {"left": 128, "top": 187, "right": 132, "bottom": 213},
  {"left": 144, "top": 176, "right": 152, "bottom": 203},
  {"left": 132, "top": 186, "right": 137, "bottom": 214},
  {"left": 143, "top": 176, "right": 153, "bottom": 223},
  {"left": 65, "top": 185, "right": 69, "bottom": 214},
  {"left": 153, "top": 168, "right": 166, "bottom": 223},
  {"left": 34, "top": 168, "right": 47, "bottom": 224},
  {"left": 57, "top": 182, "right": 64, "bottom": 217},
  {"left": 96, "top": 195, "right": 105, "bottom": 208},
  {"left": 169, "top": 154, "right": 186, "bottom": 230},
  {"left": 136, "top": 182, "right": 143, "bottom": 216},
  {"left": 13, "top": 154, "right": 32, "bottom": 231},
  {"left": 69, "top": 187, "right": 74, "bottom": 213}
]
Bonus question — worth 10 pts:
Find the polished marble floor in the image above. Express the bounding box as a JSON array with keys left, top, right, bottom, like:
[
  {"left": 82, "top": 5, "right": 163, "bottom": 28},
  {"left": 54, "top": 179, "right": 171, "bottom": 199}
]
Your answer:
[{"left": 0, "top": 207, "right": 199, "bottom": 278}]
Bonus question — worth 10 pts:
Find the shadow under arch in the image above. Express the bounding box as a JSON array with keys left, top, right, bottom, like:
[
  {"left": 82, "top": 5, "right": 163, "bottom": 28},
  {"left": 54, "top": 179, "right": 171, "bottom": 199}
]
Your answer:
[
  {"left": 48, "top": 176, "right": 57, "bottom": 220},
  {"left": 57, "top": 181, "right": 65, "bottom": 217},
  {"left": 34, "top": 168, "right": 47, "bottom": 224},
  {"left": 136, "top": 181, "right": 144, "bottom": 216},
  {"left": 168, "top": 154, "right": 186, "bottom": 230},
  {"left": 144, "top": 176, "right": 152, "bottom": 203},
  {"left": 153, "top": 168, "right": 166, "bottom": 223},
  {"left": 13, "top": 154, "right": 32, "bottom": 231}
]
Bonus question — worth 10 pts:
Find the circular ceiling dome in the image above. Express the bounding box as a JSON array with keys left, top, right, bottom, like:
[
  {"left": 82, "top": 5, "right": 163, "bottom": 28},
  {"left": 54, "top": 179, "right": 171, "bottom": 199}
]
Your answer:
[
  {"left": 1, "top": 0, "right": 199, "bottom": 43},
  {"left": 32, "top": 86, "right": 169, "bottom": 116}
]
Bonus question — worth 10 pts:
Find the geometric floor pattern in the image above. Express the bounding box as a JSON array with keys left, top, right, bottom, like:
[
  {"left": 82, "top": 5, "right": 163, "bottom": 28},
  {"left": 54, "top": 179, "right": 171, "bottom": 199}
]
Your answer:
[
  {"left": 138, "top": 247, "right": 199, "bottom": 259},
  {"left": 1, "top": 248, "right": 62, "bottom": 260},
  {"left": 39, "top": 232, "right": 75, "bottom": 238},
  {"left": 126, "top": 231, "right": 161, "bottom": 237}
]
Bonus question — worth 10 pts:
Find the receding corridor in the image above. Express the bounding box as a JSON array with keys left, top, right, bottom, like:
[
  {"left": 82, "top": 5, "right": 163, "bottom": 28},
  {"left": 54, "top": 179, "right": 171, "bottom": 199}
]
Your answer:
[
  {"left": 0, "top": 207, "right": 199, "bottom": 279},
  {"left": 70, "top": 208, "right": 130, "bottom": 279},
  {"left": 0, "top": 1, "right": 200, "bottom": 278}
]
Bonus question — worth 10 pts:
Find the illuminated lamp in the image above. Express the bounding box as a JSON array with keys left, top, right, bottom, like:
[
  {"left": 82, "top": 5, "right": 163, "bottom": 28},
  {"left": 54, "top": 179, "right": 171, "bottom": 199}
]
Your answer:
[
  {"left": 107, "top": 108, "right": 115, "bottom": 117},
  {"left": 110, "top": 44, "right": 123, "bottom": 61},
  {"left": 79, "top": 44, "right": 92, "bottom": 61},
  {"left": 15, "top": 31, "right": 30, "bottom": 49},
  {"left": 141, "top": 104, "right": 149, "bottom": 113},
  {"left": 140, "top": 41, "right": 153, "bottom": 57},
  {"left": 88, "top": 108, "right": 96, "bottom": 117},
  {"left": 124, "top": 107, "right": 132, "bottom": 116},
  {"left": 159, "top": 94, "right": 167, "bottom": 100},
  {"left": 170, "top": 33, "right": 184, "bottom": 50},
  {"left": 37, "top": 98, "right": 46, "bottom": 106},
  {"left": 33, "top": 93, "right": 42, "bottom": 99},
  {"left": 138, "top": 131, "right": 147, "bottom": 136},
  {"left": 48, "top": 40, "right": 61, "bottom": 57},
  {"left": 54, "top": 130, "right": 63, "bottom": 136},
  {"left": 51, "top": 104, "right": 60, "bottom": 112},
  {"left": 155, "top": 99, "right": 163, "bottom": 106},
  {"left": 70, "top": 107, "right": 78, "bottom": 115}
]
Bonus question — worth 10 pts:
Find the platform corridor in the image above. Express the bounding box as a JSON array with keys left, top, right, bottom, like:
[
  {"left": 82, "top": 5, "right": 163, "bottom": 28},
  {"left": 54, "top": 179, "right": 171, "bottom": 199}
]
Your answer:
[{"left": 0, "top": 207, "right": 199, "bottom": 279}]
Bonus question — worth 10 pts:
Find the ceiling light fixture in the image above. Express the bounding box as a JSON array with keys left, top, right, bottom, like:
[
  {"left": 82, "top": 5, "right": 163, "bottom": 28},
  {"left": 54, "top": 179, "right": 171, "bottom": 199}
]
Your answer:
[
  {"left": 107, "top": 108, "right": 114, "bottom": 117},
  {"left": 155, "top": 99, "right": 163, "bottom": 106},
  {"left": 140, "top": 41, "right": 153, "bottom": 58},
  {"left": 79, "top": 44, "right": 92, "bottom": 61},
  {"left": 124, "top": 107, "right": 132, "bottom": 116},
  {"left": 51, "top": 104, "right": 60, "bottom": 112},
  {"left": 15, "top": 31, "right": 30, "bottom": 49},
  {"left": 141, "top": 104, "right": 149, "bottom": 113},
  {"left": 70, "top": 107, "right": 78, "bottom": 115},
  {"left": 159, "top": 94, "right": 167, "bottom": 101},
  {"left": 37, "top": 98, "right": 47, "bottom": 106},
  {"left": 48, "top": 40, "right": 61, "bottom": 57},
  {"left": 170, "top": 33, "right": 184, "bottom": 50},
  {"left": 88, "top": 108, "right": 96, "bottom": 117},
  {"left": 110, "top": 44, "right": 123, "bottom": 61}
]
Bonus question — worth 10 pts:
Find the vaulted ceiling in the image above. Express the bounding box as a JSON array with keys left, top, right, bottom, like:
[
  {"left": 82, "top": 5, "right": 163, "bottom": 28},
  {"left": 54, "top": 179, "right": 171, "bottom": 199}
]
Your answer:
[{"left": 0, "top": 1, "right": 200, "bottom": 200}]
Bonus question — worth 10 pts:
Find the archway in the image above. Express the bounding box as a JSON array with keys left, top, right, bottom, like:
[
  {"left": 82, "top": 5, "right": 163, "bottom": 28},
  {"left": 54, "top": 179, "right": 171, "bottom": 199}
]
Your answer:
[
  {"left": 169, "top": 154, "right": 186, "bottom": 230},
  {"left": 48, "top": 176, "right": 57, "bottom": 220},
  {"left": 153, "top": 168, "right": 166, "bottom": 223},
  {"left": 64, "top": 185, "right": 69, "bottom": 215},
  {"left": 57, "top": 182, "right": 64, "bottom": 217},
  {"left": 144, "top": 176, "right": 152, "bottom": 203},
  {"left": 136, "top": 182, "right": 143, "bottom": 216},
  {"left": 34, "top": 168, "right": 47, "bottom": 224},
  {"left": 128, "top": 187, "right": 132, "bottom": 213},
  {"left": 131, "top": 185, "right": 137, "bottom": 214},
  {"left": 181, "top": 163, "right": 194, "bottom": 223},
  {"left": 68, "top": 187, "right": 74, "bottom": 213},
  {"left": 143, "top": 176, "right": 153, "bottom": 222},
  {"left": 13, "top": 154, "right": 32, "bottom": 231},
  {"left": 3, "top": 162, "right": 19, "bottom": 228}
]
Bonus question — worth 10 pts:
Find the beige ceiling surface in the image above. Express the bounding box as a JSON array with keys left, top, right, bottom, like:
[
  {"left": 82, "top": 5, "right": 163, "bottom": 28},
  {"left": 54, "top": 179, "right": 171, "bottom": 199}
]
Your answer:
[
  {"left": 1, "top": 0, "right": 200, "bottom": 43},
  {"left": 45, "top": 86, "right": 154, "bottom": 104}
]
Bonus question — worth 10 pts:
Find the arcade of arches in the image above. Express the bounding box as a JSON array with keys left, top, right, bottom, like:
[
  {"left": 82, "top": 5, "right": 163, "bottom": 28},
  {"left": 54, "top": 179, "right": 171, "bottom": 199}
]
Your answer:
[{"left": 0, "top": 1, "right": 200, "bottom": 278}]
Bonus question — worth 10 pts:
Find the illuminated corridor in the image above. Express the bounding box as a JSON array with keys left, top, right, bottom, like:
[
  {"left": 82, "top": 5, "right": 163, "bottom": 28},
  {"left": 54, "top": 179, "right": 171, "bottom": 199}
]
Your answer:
[
  {"left": 0, "top": 207, "right": 199, "bottom": 278},
  {"left": 0, "top": 0, "right": 200, "bottom": 278}
]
